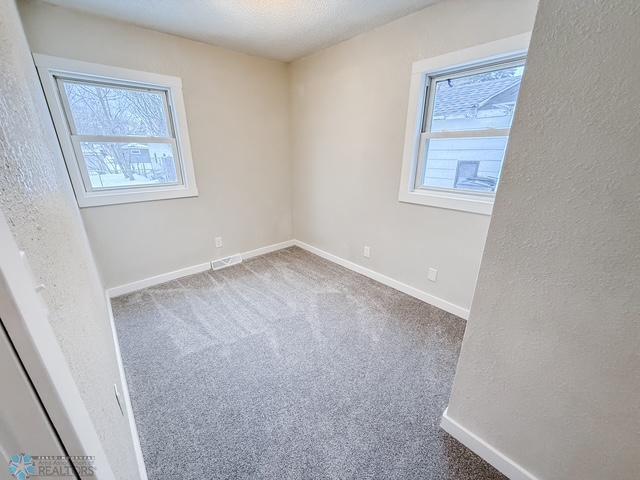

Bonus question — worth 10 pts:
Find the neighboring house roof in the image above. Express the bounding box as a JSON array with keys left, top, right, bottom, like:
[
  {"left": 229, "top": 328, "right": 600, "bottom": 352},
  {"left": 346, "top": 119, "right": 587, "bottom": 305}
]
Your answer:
[
  {"left": 433, "top": 77, "right": 521, "bottom": 117},
  {"left": 479, "top": 83, "right": 521, "bottom": 109}
]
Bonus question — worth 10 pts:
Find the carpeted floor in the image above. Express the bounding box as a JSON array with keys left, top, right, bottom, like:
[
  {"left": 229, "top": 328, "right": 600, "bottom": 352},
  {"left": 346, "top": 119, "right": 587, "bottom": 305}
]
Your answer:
[{"left": 112, "top": 246, "right": 505, "bottom": 479}]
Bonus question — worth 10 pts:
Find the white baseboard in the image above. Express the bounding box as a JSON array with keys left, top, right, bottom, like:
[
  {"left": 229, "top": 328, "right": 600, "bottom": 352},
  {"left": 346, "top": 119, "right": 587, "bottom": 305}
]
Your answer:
[
  {"left": 106, "top": 239, "right": 296, "bottom": 298},
  {"left": 292, "top": 240, "right": 469, "bottom": 319},
  {"left": 104, "top": 293, "right": 148, "bottom": 480},
  {"left": 440, "top": 408, "right": 539, "bottom": 480},
  {"left": 106, "top": 238, "right": 468, "bottom": 319},
  {"left": 240, "top": 239, "right": 295, "bottom": 260},
  {"left": 106, "top": 262, "right": 211, "bottom": 298}
]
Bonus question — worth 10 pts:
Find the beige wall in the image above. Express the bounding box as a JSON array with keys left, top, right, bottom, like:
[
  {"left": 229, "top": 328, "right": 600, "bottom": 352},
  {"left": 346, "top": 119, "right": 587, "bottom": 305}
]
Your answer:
[
  {"left": 19, "top": 0, "right": 539, "bottom": 310},
  {"left": 447, "top": 0, "right": 640, "bottom": 479},
  {"left": 0, "top": 0, "right": 139, "bottom": 477},
  {"left": 289, "top": 0, "right": 539, "bottom": 313},
  {"left": 10, "top": 0, "right": 638, "bottom": 478},
  {"left": 18, "top": 0, "right": 292, "bottom": 289}
]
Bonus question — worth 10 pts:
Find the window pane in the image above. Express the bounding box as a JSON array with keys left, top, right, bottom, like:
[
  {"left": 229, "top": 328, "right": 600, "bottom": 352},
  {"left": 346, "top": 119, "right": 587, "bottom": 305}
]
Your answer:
[
  {"left": 79, "top": 142, "right": 178, "bottom": 189},
  {"left": 62, "top": 80, "right": 170, "bottom": 137},
  {"left": 429, "top": 64, "right": 523, "bottom": 132},
  {"left": 421, "top": 137, "right": 507, "bottom": 192}
]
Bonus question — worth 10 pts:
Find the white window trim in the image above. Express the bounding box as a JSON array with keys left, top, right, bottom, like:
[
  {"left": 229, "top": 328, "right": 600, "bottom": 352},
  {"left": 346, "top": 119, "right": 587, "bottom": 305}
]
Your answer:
[
  {"left": 398, "top": 33, "right": 530, "bottom": 216},
  {"left": 34, "top": 54, "right": 198, "bottom": 208}
]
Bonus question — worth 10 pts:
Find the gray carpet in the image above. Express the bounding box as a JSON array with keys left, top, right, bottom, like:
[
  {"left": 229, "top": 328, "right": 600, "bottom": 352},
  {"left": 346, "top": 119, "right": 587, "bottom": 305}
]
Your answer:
[{"left": 112, "top": 247, "right": 505, "bottom": 480}]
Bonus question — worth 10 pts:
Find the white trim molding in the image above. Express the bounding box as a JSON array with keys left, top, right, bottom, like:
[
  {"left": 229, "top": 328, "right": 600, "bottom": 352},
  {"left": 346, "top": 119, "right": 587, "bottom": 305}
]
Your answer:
[
  {"left": 106, "top": 240, "right": 295, "bottom": 298},
  {"left": 293, "top": 240, "right": 469, "bottom": 319},
  {"left": 399, "top": 32, "right": 531, "bottom": 215},
  {"left": 440, "top": 408, "right": 540, "bottom": 480},
  {"left": 106, "top": 238, "right": 467, "bottom": 319},
  {"left": 33, "top": 54, "right": 198, "bottom": 208},
  {"left": 241, "top": 239, "right": 295, "bottom": 260},
  {"left": 106, "top": 262, "right": 211, "bottom": 298},
  {"left": 104, "top": 295, "right": 148, "bottom": 480}
]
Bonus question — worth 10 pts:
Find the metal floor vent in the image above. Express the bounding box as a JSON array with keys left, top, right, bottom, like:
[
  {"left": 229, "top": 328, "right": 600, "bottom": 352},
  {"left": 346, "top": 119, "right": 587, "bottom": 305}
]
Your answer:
[{"left": 211, "top": 254, "right": 242, "bottom": 271}]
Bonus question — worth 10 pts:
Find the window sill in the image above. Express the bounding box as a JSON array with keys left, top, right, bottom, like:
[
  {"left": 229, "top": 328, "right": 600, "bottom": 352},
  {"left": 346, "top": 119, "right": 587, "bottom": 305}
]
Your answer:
[
  {"left": 76, "top": 184, "right": 199, "bottom": 208},
  {"left": 398, "top": 188, "right": 494, "bottom": 215}
]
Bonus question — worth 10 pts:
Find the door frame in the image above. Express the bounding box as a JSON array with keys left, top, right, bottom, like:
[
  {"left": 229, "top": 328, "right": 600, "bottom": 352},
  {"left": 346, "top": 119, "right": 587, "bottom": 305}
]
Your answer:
[{"left": 0, "top": 211, "right": 116, "bottom": 480}]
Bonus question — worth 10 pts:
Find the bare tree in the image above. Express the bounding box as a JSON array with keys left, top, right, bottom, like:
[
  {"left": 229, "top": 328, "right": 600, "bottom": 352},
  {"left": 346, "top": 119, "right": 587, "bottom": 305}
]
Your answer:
[{"left": 64, "top": 82, "right": 168, "bottom": 182}]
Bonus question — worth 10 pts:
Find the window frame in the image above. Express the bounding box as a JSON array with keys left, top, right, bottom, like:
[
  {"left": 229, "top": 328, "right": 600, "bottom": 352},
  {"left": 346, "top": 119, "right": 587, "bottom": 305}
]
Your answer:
[
  {"left": 34, "top": 54, "right": 198, "bottom": 207},
  {"left": 398, "top": 33, "right": 530, "bottom": 215}
]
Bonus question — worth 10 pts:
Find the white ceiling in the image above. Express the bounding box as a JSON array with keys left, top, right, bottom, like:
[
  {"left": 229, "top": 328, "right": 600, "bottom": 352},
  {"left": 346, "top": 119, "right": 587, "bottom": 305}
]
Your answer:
[{"left": 41, "top": 0, "right": 440, "bottom": 62}]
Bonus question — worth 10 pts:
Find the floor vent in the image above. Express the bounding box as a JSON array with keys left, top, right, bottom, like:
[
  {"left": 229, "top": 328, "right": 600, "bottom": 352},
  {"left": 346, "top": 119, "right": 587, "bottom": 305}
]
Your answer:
[{"left": 211, "top": 254, "right": 242, "bottom": 271}]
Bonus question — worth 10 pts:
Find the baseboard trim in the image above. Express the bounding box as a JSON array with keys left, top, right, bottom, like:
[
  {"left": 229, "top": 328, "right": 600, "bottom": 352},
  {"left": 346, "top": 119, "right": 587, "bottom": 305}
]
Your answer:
[
  {"left": 104, "top": 293, "right": 148, "bottom": 480},
  {"left": 292, "top": 240, "right": 470, "bottom": 319},
  {"left": 440, "top": 408, "right": 539, "bottom": 480},
  {"left": 106, "top": 238, "right": 469, "bottom": 319},
  {"left": 106, "top": 239, "right": 295, "bottom": 298},
  {"left": 106, "top": 262, "right": 211, "bottom": 298},
  {"left": 240, "top": 239, "right": 295, "bottom": 260}
]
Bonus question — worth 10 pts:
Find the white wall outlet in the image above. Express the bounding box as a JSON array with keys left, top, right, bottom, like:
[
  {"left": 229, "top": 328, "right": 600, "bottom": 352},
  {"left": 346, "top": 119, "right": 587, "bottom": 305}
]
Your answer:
[
  {"left": 428, "top": 267, "right": 438, "bottom": 282},
  {"left": 363, "top": 245, "right": 371, "bottom": 258},
  {"left": 215, "top": 236, "right": 223, "bottom": 248}
]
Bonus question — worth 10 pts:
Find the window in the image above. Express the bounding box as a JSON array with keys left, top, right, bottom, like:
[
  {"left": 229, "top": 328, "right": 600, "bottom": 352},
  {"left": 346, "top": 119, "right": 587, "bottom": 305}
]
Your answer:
[
  {"left": 35, "top": 55, "right": 198, "bottom": 207},
  {"left": 399, "top": 34, "right": 530, "bottom": 215}
]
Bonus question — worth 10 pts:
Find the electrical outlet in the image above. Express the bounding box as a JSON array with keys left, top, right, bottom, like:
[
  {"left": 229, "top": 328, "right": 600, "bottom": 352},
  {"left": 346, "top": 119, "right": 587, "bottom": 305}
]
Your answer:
[
  {"left": 215, "top": 236, "right": 223, "bottom": 248},
  {"left": 428, "top": 267, "right": 438, "bottom": 282},
  {"left": 363, "top": 245, "right": 371, "bottom": 258}
]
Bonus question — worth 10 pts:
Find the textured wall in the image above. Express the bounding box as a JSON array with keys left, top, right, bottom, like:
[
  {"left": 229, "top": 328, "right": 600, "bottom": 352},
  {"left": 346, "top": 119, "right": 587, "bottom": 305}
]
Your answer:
[
  {"left": 19, "top": 0, "right": 292, "bottom": 289},
  {"left": 447, "top": 1, "right": 640, "bottom": 479},
  {"left": 0, "top": 0, "right": 139, "bottom": 477},
  {"left": 289, "top": 0, "right": 539, "bottom": 313}
]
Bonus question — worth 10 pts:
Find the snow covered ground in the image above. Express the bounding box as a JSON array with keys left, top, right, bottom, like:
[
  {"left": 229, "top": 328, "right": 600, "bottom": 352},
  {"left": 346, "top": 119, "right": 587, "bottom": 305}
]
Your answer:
[{"left": 88, "top": 173, "right": 163, "bottom": 189}]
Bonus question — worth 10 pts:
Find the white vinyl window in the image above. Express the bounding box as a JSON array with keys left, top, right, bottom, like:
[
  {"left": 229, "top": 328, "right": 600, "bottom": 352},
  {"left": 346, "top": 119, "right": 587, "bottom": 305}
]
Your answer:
[
  {"left": 399, "top": 34, "right": 530, "bottom": 215},
  {"left": 35, "top": 55, "right": 198, "bottom": 207}
]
